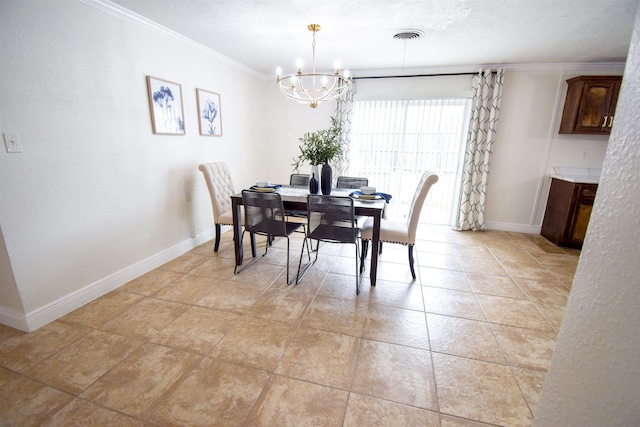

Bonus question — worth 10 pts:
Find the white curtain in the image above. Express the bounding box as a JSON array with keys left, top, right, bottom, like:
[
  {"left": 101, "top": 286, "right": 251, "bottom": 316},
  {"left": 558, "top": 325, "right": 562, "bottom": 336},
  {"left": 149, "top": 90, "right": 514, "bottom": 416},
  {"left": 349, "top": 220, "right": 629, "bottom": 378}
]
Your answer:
[
  {"left": 456, "top": 68, "right": 504, "bottom": 231},
  {"left": 334, "top": 79, "right": 356, "bottom": 180}
]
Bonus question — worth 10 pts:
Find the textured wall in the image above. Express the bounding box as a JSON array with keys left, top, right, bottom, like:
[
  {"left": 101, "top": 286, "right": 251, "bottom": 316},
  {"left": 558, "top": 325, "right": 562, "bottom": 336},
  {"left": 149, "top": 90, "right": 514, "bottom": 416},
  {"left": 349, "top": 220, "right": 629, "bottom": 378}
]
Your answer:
[{"left": 534, "top": 4, "right": 640, "bottom": 425}]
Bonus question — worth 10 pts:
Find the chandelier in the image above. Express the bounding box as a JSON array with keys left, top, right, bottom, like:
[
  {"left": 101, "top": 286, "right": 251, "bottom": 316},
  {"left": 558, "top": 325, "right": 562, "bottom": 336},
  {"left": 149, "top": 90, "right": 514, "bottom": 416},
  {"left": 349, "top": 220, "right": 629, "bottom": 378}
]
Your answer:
[{"left": 276, "top": 24, "right": 351, "bottom": 108}]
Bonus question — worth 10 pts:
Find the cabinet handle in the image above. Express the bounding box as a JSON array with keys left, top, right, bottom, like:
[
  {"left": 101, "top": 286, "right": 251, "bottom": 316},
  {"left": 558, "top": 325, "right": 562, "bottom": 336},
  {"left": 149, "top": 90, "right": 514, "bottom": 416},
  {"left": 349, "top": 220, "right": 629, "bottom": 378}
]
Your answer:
[
  {"left": 602, "top": 116, "right": 608, "bottom": 128},
  {"left": 608, "top": 116, "right": 614, "bottom": 127}
]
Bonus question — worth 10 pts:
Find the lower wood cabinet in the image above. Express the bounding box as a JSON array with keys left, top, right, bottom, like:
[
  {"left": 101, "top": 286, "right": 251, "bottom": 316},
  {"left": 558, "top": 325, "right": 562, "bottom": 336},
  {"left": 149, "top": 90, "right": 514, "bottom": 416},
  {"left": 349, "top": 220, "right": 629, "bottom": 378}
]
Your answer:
[{"left": 541, "top": 178, "right": 598, "bottom": 248}]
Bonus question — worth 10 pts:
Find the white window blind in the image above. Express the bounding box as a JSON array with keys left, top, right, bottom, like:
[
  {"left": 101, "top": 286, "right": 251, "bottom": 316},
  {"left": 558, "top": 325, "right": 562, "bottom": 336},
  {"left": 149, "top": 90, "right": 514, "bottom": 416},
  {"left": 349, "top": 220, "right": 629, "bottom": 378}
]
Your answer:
[{"left": 349, "top": 99, "right": 471, "bottom": 225}]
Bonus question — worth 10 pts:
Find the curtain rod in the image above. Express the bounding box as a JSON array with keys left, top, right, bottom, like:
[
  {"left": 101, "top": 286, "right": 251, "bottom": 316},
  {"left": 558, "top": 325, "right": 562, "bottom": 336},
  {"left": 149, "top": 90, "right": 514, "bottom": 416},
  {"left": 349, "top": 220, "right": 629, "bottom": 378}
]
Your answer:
[{"left": 352, "top": 71, "right": 496, "bottom": 80}]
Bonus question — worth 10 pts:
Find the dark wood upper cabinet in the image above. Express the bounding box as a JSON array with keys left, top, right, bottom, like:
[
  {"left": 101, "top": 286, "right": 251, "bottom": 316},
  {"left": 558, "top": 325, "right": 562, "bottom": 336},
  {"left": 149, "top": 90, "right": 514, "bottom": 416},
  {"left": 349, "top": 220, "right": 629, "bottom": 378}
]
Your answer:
[{"left": 559, "top": 75, "right": 622, "bottom": 135}]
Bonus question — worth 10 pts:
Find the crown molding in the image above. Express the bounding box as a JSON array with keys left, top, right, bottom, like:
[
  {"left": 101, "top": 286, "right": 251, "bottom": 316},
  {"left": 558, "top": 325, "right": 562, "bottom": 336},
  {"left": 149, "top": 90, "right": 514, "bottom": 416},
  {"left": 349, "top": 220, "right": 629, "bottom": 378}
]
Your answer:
[{"left": 80, "top": 0, "right": 263, "bottom": 79}]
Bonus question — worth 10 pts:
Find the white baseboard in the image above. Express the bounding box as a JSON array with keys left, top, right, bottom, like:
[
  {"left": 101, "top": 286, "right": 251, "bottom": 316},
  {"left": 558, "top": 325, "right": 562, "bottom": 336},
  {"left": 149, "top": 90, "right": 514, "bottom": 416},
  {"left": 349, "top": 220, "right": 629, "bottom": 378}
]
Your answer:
[
  {"left": 485, "top": 221, "right": 542, "bottom": 234},
  {"left": 0, "top": 229, "right": 214, "bottom": 332},
  {"left": 0, "top": 306, "right": 29, "bottom": 331}
]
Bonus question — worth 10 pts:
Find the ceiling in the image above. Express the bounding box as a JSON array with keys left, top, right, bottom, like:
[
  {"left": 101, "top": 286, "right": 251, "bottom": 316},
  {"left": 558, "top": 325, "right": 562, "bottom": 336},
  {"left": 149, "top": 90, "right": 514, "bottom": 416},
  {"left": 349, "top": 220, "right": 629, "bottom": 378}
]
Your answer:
[{"left": 109, "top": 0, "right": 639, "bottom": 77}]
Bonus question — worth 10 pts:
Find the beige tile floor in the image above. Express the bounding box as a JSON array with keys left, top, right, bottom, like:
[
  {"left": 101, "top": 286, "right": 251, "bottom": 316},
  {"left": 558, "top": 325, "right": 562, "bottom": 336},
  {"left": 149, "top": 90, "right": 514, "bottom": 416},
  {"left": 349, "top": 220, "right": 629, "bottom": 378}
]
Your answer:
[{"left": 0, "top": 225, "right": 579, "bottom": 426}]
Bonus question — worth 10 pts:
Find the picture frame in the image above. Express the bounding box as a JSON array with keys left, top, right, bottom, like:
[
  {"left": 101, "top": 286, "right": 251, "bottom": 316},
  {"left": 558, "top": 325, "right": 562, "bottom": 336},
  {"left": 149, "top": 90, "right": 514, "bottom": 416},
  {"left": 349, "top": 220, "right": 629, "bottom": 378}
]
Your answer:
[
  {"left": 196, "top": 88, "right": 223, "bottom": 136},
  {"left": 146, "top": 76, "right": 185, "bottom": 135}
]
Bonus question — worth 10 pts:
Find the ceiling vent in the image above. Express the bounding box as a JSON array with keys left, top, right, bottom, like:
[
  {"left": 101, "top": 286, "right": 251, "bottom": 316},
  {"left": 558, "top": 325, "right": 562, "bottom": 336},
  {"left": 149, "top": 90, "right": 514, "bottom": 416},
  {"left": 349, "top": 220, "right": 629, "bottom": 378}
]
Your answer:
[{"left": 393, "top": 30, "right": 424, "bottom": 40}]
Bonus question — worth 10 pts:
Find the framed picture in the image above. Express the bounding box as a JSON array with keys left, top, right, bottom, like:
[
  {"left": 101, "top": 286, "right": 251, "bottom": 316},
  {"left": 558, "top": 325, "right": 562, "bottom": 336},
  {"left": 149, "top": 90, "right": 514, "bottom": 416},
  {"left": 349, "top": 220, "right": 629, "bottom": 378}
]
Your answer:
[
  {"left": 146, "top": 76, "right": 185, "bottom": 135},
  {"left": 196, "top": 88, "right": 223, "bottom": 136}
]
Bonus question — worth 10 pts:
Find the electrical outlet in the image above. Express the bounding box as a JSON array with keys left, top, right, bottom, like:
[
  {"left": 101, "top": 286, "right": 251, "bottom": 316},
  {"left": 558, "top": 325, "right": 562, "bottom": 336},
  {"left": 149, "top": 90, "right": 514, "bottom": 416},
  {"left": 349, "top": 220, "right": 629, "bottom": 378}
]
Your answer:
[
  {"left": 190, "top": 226, "right": 196, "bottom": 238},
  {"left": 3, "top": 132, "right": 22, "bottom": 153},
  {"left": 581, "top": 149, "right": 590, "bottom": 159}
]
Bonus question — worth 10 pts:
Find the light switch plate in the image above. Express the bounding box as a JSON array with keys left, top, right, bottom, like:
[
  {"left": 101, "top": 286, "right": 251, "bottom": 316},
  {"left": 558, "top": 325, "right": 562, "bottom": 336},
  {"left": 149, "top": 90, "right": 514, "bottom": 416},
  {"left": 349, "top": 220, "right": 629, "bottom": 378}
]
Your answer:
[{"left": 3, "top": 132, "right": 23, "bottom": 153}]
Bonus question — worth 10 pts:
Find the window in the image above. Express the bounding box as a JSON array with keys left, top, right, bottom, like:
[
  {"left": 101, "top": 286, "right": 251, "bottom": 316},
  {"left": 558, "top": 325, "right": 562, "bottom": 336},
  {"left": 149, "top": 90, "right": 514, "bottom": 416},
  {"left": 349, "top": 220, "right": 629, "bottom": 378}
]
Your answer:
[{"left": 348, "top": 98, "right": 471, "bottom": 225}]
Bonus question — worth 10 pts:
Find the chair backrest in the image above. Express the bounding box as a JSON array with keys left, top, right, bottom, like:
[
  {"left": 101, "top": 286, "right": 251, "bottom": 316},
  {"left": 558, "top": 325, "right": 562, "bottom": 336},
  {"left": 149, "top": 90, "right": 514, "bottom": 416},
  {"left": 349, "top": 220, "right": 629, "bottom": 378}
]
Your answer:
[
  {"left": 307, "top": 195, "right": 357, "bottom": 244},
  {"left": 406, "top": 171, "right": 439, "bottom": 242},
  {"left": 336, "top": 176, "right": 368, "bottom": 189},
  {"left": 198, "top": 162, "right": 235, "bottom": 222},
  {"left": 290, "top": 174, "right": 310, "bottom": 186},
  {"left": 241, "top": 190, "right": 288, "bottom": 237}
]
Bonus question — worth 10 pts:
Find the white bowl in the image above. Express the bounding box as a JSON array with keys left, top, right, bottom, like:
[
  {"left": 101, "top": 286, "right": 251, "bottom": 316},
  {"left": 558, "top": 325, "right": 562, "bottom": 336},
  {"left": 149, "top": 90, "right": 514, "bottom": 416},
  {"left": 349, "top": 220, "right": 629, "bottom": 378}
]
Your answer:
[
  {"left": 255, "top": 180, "right": 270, "bottom": 188},
  {"left": 361, "top": 186, "right": 376, "bottom": 195}
]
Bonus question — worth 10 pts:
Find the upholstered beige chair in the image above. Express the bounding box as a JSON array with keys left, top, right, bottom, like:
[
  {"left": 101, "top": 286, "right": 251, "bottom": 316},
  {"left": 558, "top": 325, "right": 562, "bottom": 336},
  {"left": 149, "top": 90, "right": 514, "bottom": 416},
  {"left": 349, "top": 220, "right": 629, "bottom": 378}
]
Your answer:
[
  {"left": 199, "top": 162, "right": 253, "bottom": 254},
  {"left": 360, "top": 171, "right": 438, "bottom": 280}
]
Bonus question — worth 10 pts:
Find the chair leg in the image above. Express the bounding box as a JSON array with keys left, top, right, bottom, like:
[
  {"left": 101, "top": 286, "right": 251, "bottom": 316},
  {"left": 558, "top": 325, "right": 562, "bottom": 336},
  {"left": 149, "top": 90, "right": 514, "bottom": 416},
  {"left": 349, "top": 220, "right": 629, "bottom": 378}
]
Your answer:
[
  {"left": 295, "top": 237, "right": 317, "bottom": 285},
  {"left": 303, "top": 227, "right": 312, "bottom": 263},
  {"left": 360, "top": 240, "right": 369, "bottom": 274},
  {"left": 214, "top": 224, "right": 222, "bottom": 252},
  {"left": 250, "top": 232, "right": 257, "bottom": 257},
  {"left": 408, "top": 244, "right": 416, "bottom": 280},
  {"left": 234, "top": 231, "right": 268, "bottom": 275},
  {"left": 355, "top": 242, "right": 361, "bottom": 295},
  {"left": 285, "top": 237, "right": 292, "bottom": 284}
]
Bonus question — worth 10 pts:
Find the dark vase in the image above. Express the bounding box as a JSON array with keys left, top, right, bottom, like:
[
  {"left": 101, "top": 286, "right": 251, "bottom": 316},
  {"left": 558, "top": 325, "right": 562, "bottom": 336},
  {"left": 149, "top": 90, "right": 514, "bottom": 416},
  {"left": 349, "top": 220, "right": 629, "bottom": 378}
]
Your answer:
[
  {"left": 321, "top": 161, "right": 332, "bottom": 195},
  {"left": 309, "top": 173, "right": 319, "bottom": 194}
]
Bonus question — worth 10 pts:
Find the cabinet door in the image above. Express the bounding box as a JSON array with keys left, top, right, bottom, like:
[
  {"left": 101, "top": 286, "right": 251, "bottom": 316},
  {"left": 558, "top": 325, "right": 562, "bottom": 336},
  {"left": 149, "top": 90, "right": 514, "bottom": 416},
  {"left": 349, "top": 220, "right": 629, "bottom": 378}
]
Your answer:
[
  {"left": 573, "top": 79, "right": 619, "bottom": 133},
  {"left": 541, "top": 180, "right": 598, "bottom": 248},
  {"left": 541, "top": 179, "right": 577, "bottom": 245},
  {"left": 568, "top": 202, "right": 593, "bottom": 245},
  {"left": 559, "top": 76, "right": 622, "bottom": 135}
]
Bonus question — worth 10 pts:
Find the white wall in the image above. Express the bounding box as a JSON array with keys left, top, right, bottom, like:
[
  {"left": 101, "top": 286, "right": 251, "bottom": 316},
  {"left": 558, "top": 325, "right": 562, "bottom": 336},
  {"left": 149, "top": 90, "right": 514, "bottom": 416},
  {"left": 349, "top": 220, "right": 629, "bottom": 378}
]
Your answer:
[
  {"left": 0, "top": 0, "right": 265, "bottom": 330},
  {"left": 487, "top": 65, "right": 623, "bottom": 232},
  {"left": 257, "top": 83, "right": 337, "bottom": 185},
  {"left": 0, "top": 227, "right": 22, "bottom": 314},
  {"left": 534, "top": 3, "right": 640, "bottom": 425}
]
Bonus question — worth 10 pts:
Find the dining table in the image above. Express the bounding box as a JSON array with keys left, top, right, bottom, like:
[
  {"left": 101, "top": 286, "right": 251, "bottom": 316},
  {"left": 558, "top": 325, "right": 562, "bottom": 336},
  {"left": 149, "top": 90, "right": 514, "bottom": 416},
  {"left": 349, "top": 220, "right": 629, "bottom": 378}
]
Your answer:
[{"left": 230, "top": 186, "right": 386, "bottom": 287}]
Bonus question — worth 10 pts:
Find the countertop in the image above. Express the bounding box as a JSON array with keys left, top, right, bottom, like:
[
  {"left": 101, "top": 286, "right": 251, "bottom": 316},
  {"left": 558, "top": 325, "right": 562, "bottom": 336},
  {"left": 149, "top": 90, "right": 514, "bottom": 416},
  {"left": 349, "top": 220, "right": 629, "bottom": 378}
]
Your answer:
[{"left": 550, "top": 167, "right": 601, "bottom": 184}]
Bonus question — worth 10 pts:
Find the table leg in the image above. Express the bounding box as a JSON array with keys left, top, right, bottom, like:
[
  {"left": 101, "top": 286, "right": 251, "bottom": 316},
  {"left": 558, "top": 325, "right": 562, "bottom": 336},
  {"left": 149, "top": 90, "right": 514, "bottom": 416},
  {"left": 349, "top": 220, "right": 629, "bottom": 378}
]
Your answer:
[
  {"left": 369, "top": 210, "right": 381, "bottom": 286},
  {"left": 232, "top": 197, "right": 244, "bottom": 266}
]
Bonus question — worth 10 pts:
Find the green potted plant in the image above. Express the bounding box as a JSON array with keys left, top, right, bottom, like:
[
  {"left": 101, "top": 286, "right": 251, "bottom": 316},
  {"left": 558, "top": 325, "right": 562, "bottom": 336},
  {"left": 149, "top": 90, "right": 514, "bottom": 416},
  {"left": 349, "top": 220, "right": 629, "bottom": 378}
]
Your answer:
[{"left": 292, "top": 116, "right": 343, "bottom": 194}]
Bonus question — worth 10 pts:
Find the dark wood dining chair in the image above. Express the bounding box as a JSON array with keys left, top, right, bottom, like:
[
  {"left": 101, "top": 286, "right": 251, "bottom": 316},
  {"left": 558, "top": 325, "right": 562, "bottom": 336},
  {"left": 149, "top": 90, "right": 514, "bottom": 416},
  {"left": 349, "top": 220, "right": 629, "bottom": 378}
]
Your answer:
[
  {"left": 235, "top": 190, "right": 310, "bottom": 284},
  {"left": 336, "top": 176, "right": 369, "bottom": 189},
  {"left": 286, "top": 174, "right": 311, "bottom": 221},
  {"left": 297, "top": 195, "right": 362, "bottom": 294},
  {"left": 290, "top": 174, "right": 310, "bottom": 186},
  {"left": 336, "top": 176, "right": 370, "bottom": 225}
]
